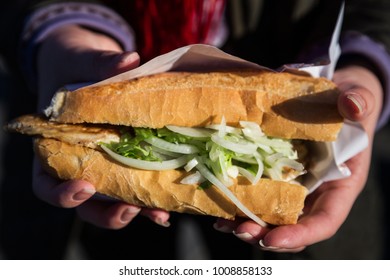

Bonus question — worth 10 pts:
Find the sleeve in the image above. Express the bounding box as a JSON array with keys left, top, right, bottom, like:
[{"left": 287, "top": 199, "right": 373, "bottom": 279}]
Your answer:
[
  {"left": 19, "top": 1, "right": 136, "bottom": 90},
  {"left": 341, "top": 0, "right": 390, "bottom": 129},
  {"left": 339, "top": 31, "right": 390, "bottom": 129}
]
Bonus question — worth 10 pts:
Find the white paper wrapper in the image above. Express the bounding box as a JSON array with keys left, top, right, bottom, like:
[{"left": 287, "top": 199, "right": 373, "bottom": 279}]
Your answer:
[{"left": 64, "top": 2, "right": 368, "bottom": 223}]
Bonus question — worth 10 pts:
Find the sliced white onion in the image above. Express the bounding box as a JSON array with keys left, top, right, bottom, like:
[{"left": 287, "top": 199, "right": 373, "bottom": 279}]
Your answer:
[
  {"left": 237, "top": 157, "right": 263, "bottom": 185},
  {"left": 282, "top": 170, "right": 307, "bottom": 182},
  {"left": 257, "top": 137, "right": 293, "bottom": 149},
  {"left": 264, "top": 167, "right": 283, "bottom": 181},
  {"left": 180, "top": 171, "right": 206, "bottom": 185},
  {"left": 101, "top": 145, "right": 189, "bottom": 170},
  {"left": 144, "top": 136, "right": 199, "bottom": 154},
  {"left": 151, "top": 145, "right": 182, "bottom": 157},
  {"left": 218, "top": 116, "right": 227, "bottom": 138},
  {"left": 276, "top": 158, "right": 305, "bottom": 172},
  {"left": 256, "top": 143, "right": 273, "bottom": 153},
  {"left": 227, "top": 165, "right": 239, "bottom": 178},
  {"left": 218, "top": 153, "right": 230, "bottom": 184},
  {"left": 184, "top": 157, "right": 199, "bottom": 172},
  {"left": 211, "top": 134, "right": 258, "bottom": 155},
  {"left": 166, "top": 125, "right": 213, "bottom": 138},
  {"left": 250, "top": 155, "right": 264, "bottom": 184},
  {"left": 237, "top": 167, "right": 256, "bottom": 183},
  {"left": 232, "top": 155, "right": 258, "bottom": 164},
  {"left": 265, "top": 153, "right": 284, "bottom": 165},
  {"left": 195, "top": 157, "right": 267, "bottom": 227},
  {"left": 206, "top": 125, "right": 241, "bottom": 135},
  {"left": 147, "top": 150, "right": 170, "bottom": 161},
  {"left": 239, "top": 121, "right": 265, "bottom": 140}
]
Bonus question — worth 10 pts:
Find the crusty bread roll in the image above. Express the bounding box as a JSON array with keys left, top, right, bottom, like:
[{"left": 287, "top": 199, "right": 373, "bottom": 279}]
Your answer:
[
  {"left": 46, "top": 70, "right": 343, "bottom": 141},
  {"left": 35, "top": 138, "right": 308, "bottom": 225},
  {"left": 6, "top": 70, "right": 344, "bottom": 226}
]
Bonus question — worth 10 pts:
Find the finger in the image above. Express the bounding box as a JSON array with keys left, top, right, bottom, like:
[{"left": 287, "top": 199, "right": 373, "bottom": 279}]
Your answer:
[
  {"left": 215, "top": 219, "right": 306, "bottom": 252},
  {"left": 76, "top": 51, "right": 140, "bottom": 82},
  {"left": 140, "top": 208, "right": 171, "bottom": 227},
  {"left": 91, "top": 51, "right": 141, "bottom": 80},
  {"left": 337, "top": 85, "right": 375, "bottom": 122},
  {"left": 232, "top": 220, "right": 270, "bottom": 245},
  {"left": 258, "top": 218, "right": 334, "bottom": 251},
  {"left": 214, "top": 218, "right": 270, "bottom": 245},
  {"left": 213, "top": 217, "right": 260, "bottom": 233},
  {"left": 32, "top": 158, "right": 95, "bottom": 208},
  {"left": 77, "top": 200, "right": 141, "bottom": 229},
  {"left": 213, "top": 218, "right": 240, "bottom": 233},
  {"left": 259, "top": 240, "right": 306, "bottom": 253}
]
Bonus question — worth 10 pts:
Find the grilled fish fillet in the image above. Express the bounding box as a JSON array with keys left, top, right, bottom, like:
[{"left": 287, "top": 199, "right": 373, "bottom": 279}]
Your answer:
[{"left": 5, "top": 114, "right": 120, "bottom": 149}]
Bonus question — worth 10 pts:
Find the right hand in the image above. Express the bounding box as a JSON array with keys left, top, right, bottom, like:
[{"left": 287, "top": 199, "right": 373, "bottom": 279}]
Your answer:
[
  {"left": 34, "top": 25, "right": 170, "bottom": 229},
  {"left": 214, "top": 64, "right": 383, "bottom": 251}
]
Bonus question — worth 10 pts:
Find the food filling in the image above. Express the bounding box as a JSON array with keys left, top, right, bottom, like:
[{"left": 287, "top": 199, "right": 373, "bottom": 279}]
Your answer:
[
  {"left": 101, "top": 118, "right": 307, "bottom": 226},
  {"left": 101, "top": 118, "right": 306, "bottom": 187}
]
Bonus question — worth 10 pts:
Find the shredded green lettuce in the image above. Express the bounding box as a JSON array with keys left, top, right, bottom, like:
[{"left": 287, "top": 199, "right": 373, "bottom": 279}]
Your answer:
[{"left": 105, "top": 128, "right": 159, "bottom": 161}]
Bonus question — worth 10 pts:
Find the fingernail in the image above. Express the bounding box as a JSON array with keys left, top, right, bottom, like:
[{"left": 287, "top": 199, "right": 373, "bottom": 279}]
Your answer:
[
  {"left": 213, "top": 223, "right": 233, "bottom": 233},
  {"left": 155, "top": 218, "right": 170, "bottom": 228},
  {"left": 233, "top": 231, "right": 257, "bottom": 243},
  {"left": 259, "top": 239, "right": 281, "bottom": 250},
  {"left": 72, "top": 187, "right": 95, "bottom": 201},
  {"left": 120, "top": 206, "right": 141, "bottom": 223},
  {"left": 346, "top": 93, "right": 365, "bottom": 115},
  {"left": 119, "top": 52, "right": 139, "bottom": 64}
]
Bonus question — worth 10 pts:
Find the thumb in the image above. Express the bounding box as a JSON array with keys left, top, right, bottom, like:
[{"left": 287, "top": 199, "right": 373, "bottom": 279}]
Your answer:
[
  {"left": 333, "top": 66, "right": 382, "bottom": 128},
  {"left": 337, "top": 86, "right": 374, "bottom": 122}
]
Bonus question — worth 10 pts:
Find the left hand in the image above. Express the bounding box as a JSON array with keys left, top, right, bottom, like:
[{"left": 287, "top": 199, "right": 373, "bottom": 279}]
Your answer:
[
  {"left": 213, "top": 65, "right": 383, "bottom": 252},
  {"left": 34, "top": 25, "right": 171, "bottom": 229}
]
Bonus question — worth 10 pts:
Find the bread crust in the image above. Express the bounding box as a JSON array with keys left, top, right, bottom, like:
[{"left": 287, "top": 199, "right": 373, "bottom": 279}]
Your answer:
[
  {"left": 46, "top": 70, "right": 343, "bottom": 141},
  {"left": 34, "top": 138, "right": 308, "bottom": 225}
]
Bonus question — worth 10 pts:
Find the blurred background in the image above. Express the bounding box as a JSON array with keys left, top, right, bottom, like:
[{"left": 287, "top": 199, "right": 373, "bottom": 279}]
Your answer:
[{"left": 0, "top": 55, "right": 6, "bottom": 260}]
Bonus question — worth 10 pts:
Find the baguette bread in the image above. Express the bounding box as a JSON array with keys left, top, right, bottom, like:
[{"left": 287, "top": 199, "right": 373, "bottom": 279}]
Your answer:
[
  {"left": 6, "top": 70, "right": 344, "bottom": 226},
  {"left": 46, "top": 70, "right": 343, "bottom": 141},
  {"left": 35, "top": 137, "right": 308, "bottom": 225}
]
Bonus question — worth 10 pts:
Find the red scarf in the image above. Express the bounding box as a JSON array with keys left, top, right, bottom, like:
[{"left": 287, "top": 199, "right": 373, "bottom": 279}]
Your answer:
[{"left": 126, "top": 0, "right": 225, "bottom": 61}]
